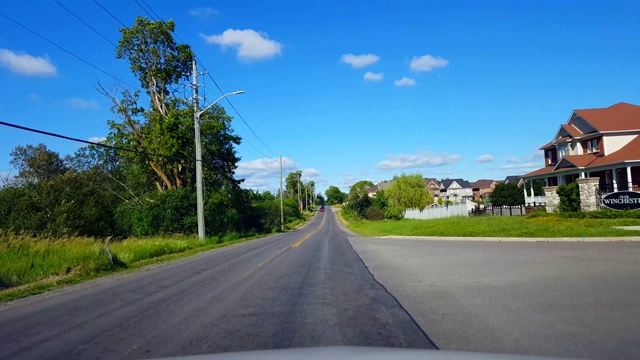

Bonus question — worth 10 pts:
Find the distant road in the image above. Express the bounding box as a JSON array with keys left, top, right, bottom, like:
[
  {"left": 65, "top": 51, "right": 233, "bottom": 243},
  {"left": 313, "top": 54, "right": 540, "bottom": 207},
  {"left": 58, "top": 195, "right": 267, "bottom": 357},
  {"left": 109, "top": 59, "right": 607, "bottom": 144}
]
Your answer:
[
  {"left": 0, "top": 208, "right": 434, "bottom": 360},
  {"left": 350, "top": 237, "right": 640, "bottom": 360}
]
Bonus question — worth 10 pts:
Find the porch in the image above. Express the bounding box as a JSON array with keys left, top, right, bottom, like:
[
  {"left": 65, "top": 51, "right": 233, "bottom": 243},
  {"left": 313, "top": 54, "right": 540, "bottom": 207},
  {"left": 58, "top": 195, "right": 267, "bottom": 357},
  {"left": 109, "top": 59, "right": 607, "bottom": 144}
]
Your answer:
[{"left": 523, "top": 164, "right": 640, "bottom": 204}]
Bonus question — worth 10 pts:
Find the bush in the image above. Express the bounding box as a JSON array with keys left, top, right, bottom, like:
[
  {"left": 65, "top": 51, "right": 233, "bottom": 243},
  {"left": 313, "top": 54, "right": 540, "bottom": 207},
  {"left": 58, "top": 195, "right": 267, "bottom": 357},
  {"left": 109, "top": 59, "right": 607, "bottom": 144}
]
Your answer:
[
  {"left": 557, "top": 183, "right": 581, "bottom": 212},
  {"left": 365, "top": 206, "right": 385, "bottom": 221}
]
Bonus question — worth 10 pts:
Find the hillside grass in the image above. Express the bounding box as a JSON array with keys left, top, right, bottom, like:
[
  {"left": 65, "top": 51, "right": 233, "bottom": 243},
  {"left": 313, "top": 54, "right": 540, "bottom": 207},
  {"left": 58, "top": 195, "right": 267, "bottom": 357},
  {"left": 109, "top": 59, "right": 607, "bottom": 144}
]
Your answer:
[
  {"left": 339, "top": 211, "right": 640, "bottom": 238},
  {"left": 0, "top": 213, "right": 316, "bottom": 303}
]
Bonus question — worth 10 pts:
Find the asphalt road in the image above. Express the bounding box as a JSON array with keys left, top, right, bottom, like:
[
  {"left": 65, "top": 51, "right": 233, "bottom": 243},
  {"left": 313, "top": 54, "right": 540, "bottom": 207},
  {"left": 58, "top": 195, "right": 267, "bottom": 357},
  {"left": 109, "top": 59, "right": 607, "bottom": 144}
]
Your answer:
[
  {"left": 349, "top": 237, "right": 640, "bottom": 360},
  {"left": 0, "top": 208, "right": 435, "bottom": 360}
]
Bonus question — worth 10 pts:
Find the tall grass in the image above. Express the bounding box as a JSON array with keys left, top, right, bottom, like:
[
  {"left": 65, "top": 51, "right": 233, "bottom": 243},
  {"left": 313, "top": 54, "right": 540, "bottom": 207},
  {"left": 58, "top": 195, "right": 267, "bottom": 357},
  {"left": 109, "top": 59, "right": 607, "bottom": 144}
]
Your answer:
[
  {"left": 340, "top": 212, "right": 640, "bottom": 238},
  {"left": 0, "top": 232, "right": 256, "bottom": 292}
]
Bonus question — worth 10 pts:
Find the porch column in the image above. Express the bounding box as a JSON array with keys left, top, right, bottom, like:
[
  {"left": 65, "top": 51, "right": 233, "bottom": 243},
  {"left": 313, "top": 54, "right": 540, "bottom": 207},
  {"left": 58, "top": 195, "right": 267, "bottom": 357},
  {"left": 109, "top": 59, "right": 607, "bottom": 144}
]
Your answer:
[
  {"left": 529, "top": 180, "right": 535, "bottom": 197},
  {"left": 627, "top": 166, "right": 633, "bottom": 190},
  {"left": 613, "top": 169, "right": 619, "bottom": 192},
  {"left": 557, "top": 176, "right": 562, "bottom": 185},
  {"left": 523, "top": 184, "right": 527, "bottom": 198},
  {"left": 580, "top": 172, "right": 586, "bottom": 178}
]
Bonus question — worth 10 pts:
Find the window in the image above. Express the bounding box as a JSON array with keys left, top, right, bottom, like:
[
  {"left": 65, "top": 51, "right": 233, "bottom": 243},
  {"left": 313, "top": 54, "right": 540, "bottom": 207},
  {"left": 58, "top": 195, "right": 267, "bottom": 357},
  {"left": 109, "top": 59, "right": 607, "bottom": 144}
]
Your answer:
[
  {"left": 558, "top": 144, "right": 568, "bottom": 158},
  {"left": 587, "top": 141, "right": 592, "bottom": 153},
  {"left": 586, "top": 139, "right": 599, "bottom": 153}
]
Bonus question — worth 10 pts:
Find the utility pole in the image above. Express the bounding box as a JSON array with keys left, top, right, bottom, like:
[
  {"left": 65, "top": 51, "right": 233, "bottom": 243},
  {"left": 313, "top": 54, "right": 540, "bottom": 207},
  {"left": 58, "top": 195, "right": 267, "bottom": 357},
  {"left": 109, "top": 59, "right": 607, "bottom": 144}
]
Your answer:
[
  {"left": 280, "top": 156, "right": 284, "bottom": 231},
  {"left": 298, "top": 179, "right": 301, "bottom": 212},
  {"left": 192, "top": 58, "right": 205, "bottom": 241}
]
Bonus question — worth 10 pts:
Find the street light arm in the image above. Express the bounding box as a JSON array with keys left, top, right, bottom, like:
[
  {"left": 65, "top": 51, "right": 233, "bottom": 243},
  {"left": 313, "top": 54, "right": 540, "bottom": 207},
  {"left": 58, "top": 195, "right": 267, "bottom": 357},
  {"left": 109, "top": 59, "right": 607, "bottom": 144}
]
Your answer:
[{"left": 198, "top": 90, "right": 245, "bottom": 116}]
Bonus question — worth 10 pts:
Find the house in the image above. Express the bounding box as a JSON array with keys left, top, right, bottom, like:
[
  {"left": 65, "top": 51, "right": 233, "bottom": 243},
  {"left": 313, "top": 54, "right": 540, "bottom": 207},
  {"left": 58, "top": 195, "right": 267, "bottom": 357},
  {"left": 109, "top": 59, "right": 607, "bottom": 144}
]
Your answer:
[
  {"left": 423, "top": 178, "right": 441, "bottom": 198},
  {"left": 365, "top": 180, "right": 393, "bottom": 197},
  {"left": 523, "top": 102, "right": 640, "bottom": 201},
  {"left": 440, "top": 179, "right": 473, "bottom": 201},
  {"left": 504, "top": 176, "right": 524, "bottom": 187},
  {"left": 471, "top": 179, "right": 497, "bottom": 201}
]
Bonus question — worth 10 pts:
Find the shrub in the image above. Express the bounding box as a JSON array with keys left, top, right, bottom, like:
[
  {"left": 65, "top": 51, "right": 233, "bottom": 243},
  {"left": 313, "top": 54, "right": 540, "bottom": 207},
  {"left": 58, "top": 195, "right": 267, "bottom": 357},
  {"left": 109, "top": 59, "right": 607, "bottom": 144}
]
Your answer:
[
  {"left": 365, "top": 206, "right": 385, "bottom": 221},
  {"left": 557, "top": 183, "right": 581, "bottom": 212}
]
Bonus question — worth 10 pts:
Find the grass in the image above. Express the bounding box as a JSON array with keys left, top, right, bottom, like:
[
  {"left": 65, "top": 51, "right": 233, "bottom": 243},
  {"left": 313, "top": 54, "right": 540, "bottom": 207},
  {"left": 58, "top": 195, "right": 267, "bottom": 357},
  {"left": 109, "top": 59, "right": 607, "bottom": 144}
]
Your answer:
[
  {"left": 339, "top": 211, "right": 640, "bottom": 238},
  {"left": 0, "top": 215, "right": 315, "bottom": 303}
]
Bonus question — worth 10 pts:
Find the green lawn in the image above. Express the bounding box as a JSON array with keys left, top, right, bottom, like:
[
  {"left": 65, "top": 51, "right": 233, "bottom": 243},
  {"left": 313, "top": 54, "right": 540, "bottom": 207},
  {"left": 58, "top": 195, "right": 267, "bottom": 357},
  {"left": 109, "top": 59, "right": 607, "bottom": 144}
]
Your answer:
[{"left": 340, "top": 212, "right": 640, "bottom": 238}]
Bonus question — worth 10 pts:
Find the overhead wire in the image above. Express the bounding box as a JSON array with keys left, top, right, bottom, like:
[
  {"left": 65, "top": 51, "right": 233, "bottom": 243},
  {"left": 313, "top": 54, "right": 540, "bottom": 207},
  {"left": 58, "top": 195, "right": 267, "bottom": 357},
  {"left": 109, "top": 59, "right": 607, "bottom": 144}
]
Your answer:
[
  {"left": 135, "top": 1, "right": 282, "bottom": 159},
  {"left": 53, "top": 0, "right": 118, "bottom": 48},
  {"left": 0, "top": 120, "right": 197, "bottom": 163},
  {"left": 92, "top": 0, "right": 126, "bottom": 27},
  {"left": 0, "top": 10, "right": 139, "bottom": 93}
]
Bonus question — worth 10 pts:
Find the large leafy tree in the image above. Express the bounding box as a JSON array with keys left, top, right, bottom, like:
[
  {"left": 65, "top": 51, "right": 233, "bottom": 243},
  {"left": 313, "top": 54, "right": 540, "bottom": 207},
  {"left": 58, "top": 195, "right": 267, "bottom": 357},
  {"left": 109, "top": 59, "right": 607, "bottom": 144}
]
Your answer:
[
  {"left": 489, "top": 183, "right": 525, "bottom": 206},
  {"left": 386, "top": 173, "right": 432, "bottom": 219},
  {"left": 346, "top": 180, "right": 374, "bottom": 218},
  {"left": 9, "top": 144, "right": 68, "bottom": 184},
  {"left": 325, "top": 185, "right": 346, "bottom": 205},
  {"left": 100, "top": 17, "right": 241, "bottom": 192}
]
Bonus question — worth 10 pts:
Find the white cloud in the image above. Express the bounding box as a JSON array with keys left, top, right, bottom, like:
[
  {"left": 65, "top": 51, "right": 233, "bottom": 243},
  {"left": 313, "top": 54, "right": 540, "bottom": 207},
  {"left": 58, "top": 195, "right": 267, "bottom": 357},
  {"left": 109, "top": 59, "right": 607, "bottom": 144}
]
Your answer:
[
  {"left": 236, "top": 157, "right": 297, "bottom": 180},
  {"left": 201, "top": 29, "right": 282, "bottom": 60},
  {"left": 489, "top": 163, "right": 540, "bottom": 171},
  {"left": 434, "top": 170, "right": 454, "bottom": 175},
  {"left": 394, "top": 77, "right": 416, "bottom": 87},
  {"left": 0, "top": 49, "right": 57, "bottom": 76},
  {"left": 364, "top": 72, "right": 383, "bottom": 81},
  {"left": 528, "top": 150, "right": 545, "bottom": 161},
  {"left": 476, "top": 154, "right": 495, "bottom": 163},
  {"left": 88, "top": 136, "right": 106, "bottom": 143},
  {"left": 339, "top": 53, "right": 379, "bottom": 68},
  {"left": 377, "top": 151, "right": 461, "bottom": 170},
  {"left": 67, "top": 98, "right": 99, "bottom": 110},
  {"left": 302, "top": 168, "right": 321, "bottom": 180},
  {"left": 506, "top": 156, "right": 519, "bottom": 164},
  {"left": 410, "top": 55, "right": 449, "bottom": 72},
  {"left": 188, "top": 7, "right": 218, "bottom": 18}
]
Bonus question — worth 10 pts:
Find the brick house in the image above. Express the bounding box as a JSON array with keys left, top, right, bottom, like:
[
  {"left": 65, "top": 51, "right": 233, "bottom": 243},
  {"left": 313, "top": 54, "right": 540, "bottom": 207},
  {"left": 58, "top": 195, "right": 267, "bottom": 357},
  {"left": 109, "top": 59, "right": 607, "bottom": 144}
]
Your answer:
[{"left": 471, "top": 179, "right": 497, "bottom": 201}]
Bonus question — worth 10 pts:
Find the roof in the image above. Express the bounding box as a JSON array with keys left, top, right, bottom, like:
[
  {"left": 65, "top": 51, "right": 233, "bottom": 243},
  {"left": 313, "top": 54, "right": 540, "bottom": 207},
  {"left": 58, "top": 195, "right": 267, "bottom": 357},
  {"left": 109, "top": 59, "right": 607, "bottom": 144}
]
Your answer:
[
  {"left": 574, "top": 102, "right": 640, "bottom": 132},
  {"left": 441, "top": 178, "right": 472, "bottom": 189},
  {"left": 423, "top": 178, "right": 439, "bottom": 187},
  {"left": 561, "top": 124, "right": 583, "bottom": 137},
  {"left": 522, "top": 166, "right": 555, "bottom": 178},
  {"left": 471, "top": 179, "right": 496, "bottom": 189},
  {"left": 504, "top": 176, "right": 522, "bottom": 184},
  {"left": 524, "top": 135, "right": 640, "bottom": 178},
  {"left": 365, "top": 186, "right": 377, "bottom": 194}
]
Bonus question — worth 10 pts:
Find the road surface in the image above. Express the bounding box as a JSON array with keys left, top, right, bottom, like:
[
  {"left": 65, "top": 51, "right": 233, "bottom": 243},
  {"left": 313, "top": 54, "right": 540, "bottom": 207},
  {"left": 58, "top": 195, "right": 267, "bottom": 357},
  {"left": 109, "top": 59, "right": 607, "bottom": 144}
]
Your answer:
[
  {"left": 350, "top": 236, "right": 640, "bottom": 360},
  {"left": 0, "top": 208, "right": 435, "bottom": 359}
]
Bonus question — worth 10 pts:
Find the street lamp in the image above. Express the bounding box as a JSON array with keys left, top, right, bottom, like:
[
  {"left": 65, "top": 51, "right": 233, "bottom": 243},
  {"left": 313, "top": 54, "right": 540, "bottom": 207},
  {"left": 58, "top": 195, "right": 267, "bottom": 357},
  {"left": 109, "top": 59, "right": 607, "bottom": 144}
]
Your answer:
[{"left": 193, "top": 90, "right": 245, "bottom": 240}]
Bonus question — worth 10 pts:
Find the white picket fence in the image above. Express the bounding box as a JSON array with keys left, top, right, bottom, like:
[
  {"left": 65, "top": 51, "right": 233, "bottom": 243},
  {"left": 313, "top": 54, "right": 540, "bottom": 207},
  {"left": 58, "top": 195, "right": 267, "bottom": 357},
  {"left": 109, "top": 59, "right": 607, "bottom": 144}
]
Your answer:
[{"left": 403, "top": 200, "right": 475, "bottom": 220}]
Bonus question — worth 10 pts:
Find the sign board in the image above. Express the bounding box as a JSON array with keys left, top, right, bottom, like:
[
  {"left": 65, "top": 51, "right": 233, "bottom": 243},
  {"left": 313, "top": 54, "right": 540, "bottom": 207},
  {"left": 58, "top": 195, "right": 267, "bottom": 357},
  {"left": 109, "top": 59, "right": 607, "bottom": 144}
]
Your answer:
[{"left": 601, "top": 191, "right": 640, "bottom": 210}]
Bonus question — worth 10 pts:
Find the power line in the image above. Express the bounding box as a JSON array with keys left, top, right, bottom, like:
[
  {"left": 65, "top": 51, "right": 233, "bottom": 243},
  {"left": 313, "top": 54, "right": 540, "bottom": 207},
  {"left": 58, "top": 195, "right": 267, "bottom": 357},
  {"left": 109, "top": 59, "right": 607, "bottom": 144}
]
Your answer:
[
  {"left": 92, "top": 0, "right": 126, "bottom": 27},
  {"left": 133, "top": 0, "right": 282, "bottom": 158},
  {"left": 54, "top": 0, "right": 118, "bottom": 48},
  {"left": 0, "top": 120, "right": 197, "bottom": 163},
  {"left": 0, "top": 10, "right": 139, "bottom": 92},
  {"left": 133, "top": 0, "right": 156, "bottom": 21}
]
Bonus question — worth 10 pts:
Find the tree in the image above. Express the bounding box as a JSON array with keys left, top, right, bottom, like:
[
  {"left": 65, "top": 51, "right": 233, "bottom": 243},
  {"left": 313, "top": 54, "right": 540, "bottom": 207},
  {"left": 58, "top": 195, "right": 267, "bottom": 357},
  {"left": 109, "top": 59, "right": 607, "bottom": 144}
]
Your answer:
[
  {"left": 101, "top": 17, "right": 241, "bottom": 193},
  {"left": 386, "top": 173, "right": 433, "bottom": 219},
  {"left": 489, "top": 183, "right": 525, "bottom": 206},
  {"left": 285, "top": 170, "right": 302, "bottom": 199},
  {"left": 10, "top": 144, "right": 68, "bottom": 184},
  {"left": 346, "top": 180, "right": 374, "bottom": 218},
  {"left": 325, "top": 185, "right": 346, "bottom": 205}
]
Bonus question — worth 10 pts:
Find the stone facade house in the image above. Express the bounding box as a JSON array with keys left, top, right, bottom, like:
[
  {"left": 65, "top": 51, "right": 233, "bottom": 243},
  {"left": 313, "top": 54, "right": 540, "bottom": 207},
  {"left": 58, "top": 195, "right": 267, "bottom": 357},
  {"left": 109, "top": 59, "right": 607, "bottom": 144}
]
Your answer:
[{"left": 471, "top": 179, "right": 497, "bottom": 201}]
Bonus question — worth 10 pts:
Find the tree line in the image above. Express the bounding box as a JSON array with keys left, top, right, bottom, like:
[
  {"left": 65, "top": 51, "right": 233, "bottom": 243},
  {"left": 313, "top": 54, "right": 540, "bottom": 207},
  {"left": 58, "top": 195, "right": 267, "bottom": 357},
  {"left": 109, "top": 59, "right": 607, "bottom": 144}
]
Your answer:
[{"left": 0, "top": 17, "right": 309, "bottom": 238}]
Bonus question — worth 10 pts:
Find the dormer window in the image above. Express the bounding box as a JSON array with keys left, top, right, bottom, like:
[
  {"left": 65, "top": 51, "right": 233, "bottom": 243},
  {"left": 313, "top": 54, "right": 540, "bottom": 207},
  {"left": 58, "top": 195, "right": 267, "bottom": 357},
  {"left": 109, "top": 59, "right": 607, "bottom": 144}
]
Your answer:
[
  {"left": 586, "top": 139, "right": 599, "bottom": 153},
  {"left": 558, "top": 144, "right": 568, "bottom": 158}
]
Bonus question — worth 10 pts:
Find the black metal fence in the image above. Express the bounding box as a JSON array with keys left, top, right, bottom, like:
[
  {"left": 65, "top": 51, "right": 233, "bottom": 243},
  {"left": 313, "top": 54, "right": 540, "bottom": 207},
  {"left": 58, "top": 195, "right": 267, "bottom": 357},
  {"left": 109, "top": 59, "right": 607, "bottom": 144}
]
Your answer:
[{"left": 470, "top": 205, "right": 526, "bottom": 216}]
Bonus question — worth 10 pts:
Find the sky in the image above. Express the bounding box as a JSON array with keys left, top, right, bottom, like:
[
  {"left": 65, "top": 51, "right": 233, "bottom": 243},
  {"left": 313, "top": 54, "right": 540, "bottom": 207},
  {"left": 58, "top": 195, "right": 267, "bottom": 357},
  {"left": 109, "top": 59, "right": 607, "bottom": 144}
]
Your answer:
[{"left": 1, "top": 0, "right": 639, "bottom": 194}]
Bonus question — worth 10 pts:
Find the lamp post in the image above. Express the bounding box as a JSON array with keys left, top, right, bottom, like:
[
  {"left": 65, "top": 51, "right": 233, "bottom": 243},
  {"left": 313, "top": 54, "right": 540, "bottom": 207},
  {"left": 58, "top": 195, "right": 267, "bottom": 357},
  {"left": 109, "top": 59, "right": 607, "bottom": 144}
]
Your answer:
[{"left": 193, "top": 89, "right": 245, "bottom": 240}]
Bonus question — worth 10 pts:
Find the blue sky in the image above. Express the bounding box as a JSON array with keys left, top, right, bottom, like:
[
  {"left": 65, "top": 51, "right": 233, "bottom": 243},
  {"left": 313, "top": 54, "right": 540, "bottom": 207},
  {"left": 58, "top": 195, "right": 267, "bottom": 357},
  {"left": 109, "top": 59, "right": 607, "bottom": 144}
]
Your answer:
[{"left": 1, "top": 0, "right": 639, "bottom": 194}]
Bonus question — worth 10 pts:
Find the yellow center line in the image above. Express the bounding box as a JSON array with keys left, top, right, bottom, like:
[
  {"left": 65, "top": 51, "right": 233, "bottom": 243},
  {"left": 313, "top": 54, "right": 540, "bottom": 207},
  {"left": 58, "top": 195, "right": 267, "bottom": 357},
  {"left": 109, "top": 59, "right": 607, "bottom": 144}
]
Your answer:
[
  {"left": 241, "top": 212, "right": 326, "bottom": 278},
  {"left": 291, "top": 212, "right": 326, "bottom": 248}
]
